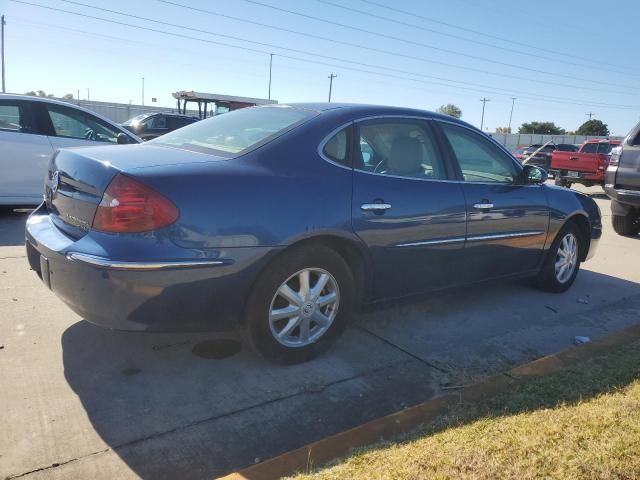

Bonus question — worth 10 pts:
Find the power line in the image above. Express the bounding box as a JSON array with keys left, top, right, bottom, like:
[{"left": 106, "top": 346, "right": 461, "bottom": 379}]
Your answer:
[
  {"left": 15, "top": 0, "right": 640, "bottom": 97},
  {"left": 359, "top": 0, "right": 633, "bottom": 74},
  {"left": 8, "top": 1, "right": 640, "bottom": 112},
  {"left": 233, "top": 0, "right": 640, "bottom": 92},
  {"left": 315, "top": 0, "right": 636, "bottom": 78}
]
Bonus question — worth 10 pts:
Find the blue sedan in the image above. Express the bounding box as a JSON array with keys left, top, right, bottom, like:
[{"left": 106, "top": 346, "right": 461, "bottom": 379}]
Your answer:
[{"left": 26, "top": 104, "right": 601, "bottom": 363}]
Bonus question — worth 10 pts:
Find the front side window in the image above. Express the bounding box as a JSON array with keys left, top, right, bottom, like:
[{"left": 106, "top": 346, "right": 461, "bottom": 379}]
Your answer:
[
  {"left": 581, "top": 143, "right": 599, "bottom": 154},
  {"left": 355, "top": 120, "right": 447, "bottom": 180},
  {"left": 322, "top": 128, "right": 350, "bottom": 166},
  {"left": 46, "top": 105, "right": 120, "bottom": 143},
  {"left": 151, "top": 106, "right": 316, "bottom": 157},
  {"left": 0, "top": 103, "right": 32, "bottom": 132},
  {"left": 440, "top": 123, "right": 519, "bottom": 183}
]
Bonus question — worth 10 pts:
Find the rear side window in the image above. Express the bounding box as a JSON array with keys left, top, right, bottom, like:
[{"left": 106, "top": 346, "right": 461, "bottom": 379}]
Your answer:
[
  {"left": 356, "top": 119, "right": 447, "bottom": 180},
  {"left": 440, "top": 123, "right": 519, "bottom": 183},
  {"left": 0, "top": 103, "right": 32, "bottom": 132},
  {"left": 151, "top": 106, "right": 316, "bottom": 157},
  {"left": 322, "top": 128, "right": 350, "bottom": 167}
]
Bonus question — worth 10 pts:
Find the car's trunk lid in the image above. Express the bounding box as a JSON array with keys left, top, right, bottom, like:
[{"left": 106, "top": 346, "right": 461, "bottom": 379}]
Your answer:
[{"left": 46, "top": 144, "right": 226, "bottom": 238}]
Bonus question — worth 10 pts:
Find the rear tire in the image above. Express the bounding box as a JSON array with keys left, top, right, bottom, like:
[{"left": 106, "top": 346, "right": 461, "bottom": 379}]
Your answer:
[
  {"left": 554, "top": 177, "right": 571, "bottom": 188},
  {"left": 535, "top": 222, "right": 582, "bottom": 293},
  {"left": 612, "top": 211, "right": 640, "bottom": 236},
  {"left": 244, "top": 245, "right": 354, "bottom": 364}
]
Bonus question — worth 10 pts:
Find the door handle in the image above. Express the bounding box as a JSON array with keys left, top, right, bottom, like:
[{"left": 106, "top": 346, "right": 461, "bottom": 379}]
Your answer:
[
  {"left": 361, "top": 203, "right": 392, "bottom": 212},
  {"left": 473, "top": 202, "right": 494, "bottom": 210},
  {"left": 569, "top": 156, "right": 579, "bottom": 160}
]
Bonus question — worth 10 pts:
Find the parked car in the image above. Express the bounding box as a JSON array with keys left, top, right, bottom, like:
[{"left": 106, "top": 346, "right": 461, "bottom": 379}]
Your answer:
[
  {"left": 604, "top": 123, "right": 640, "bottom": 236},
  {"left": 122, "top": 112, "right": 199, "bottom": 141},
  {"left": 518, "top": 143, "right": 575, "bottom": 171},
  {"left": 550, "top": 139, "right": 621, "bottom": 189},
  {"left": 513, "top": 147, "right": 528, "bottom": 161},
  {"left": 25, "top": 104, "right": 602, "bottom": 363},
  {"left": 0, "top": 94, "right": 141, "bottom": 205}
]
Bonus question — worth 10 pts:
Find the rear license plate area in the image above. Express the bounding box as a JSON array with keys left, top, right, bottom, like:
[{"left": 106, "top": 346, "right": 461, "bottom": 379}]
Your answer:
[{"left": 568, "top": 171, "right": 580, "bottom": 178}]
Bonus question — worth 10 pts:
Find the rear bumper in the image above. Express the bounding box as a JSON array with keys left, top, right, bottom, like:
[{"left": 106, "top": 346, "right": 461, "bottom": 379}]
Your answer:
[
  {"left": 604, "top": 186, "right": 640, "bottom": 209},
  {"left": 25, "top": 206, "right": 279, "bottom": 332},
  {"left": 550, "top": 169, "right": 604, "bottom": 183}
]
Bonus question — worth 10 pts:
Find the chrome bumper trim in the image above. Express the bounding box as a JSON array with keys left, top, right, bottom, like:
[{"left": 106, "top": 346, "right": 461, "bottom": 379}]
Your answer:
[{"left": 66, "top": 253, "right": 227, "bottom": 271}]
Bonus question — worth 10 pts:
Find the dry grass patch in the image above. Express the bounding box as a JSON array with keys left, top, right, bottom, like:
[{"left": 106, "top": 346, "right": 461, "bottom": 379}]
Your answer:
[{"left": 291, "top": 340, "right": 640, "bottom": 480}]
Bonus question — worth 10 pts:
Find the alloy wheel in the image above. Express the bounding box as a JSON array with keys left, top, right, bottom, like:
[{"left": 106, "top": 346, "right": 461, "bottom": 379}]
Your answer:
[
  {"left": 555, "top": 233, "right": 578, "bottom": 283},
  {"left": 268, "top": 268, "right": 340, "bottom": 348}
]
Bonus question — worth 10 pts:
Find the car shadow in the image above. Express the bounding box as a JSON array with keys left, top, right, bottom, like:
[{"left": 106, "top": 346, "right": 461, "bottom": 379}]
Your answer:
[
  {"left": 61, "top": 270, "right": 640, "bottom": 479},
  {"left": 0, "top": 208, "right": 30, "bottom": 247}
]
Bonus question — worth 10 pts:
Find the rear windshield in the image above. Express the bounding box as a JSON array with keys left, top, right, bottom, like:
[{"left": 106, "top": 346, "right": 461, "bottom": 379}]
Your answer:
[
  {"left": 151, "top": 106, "right": 317, "bottom": 157},
  {"left": 582, "top": 142, "right": 615, "bottom": 154}
]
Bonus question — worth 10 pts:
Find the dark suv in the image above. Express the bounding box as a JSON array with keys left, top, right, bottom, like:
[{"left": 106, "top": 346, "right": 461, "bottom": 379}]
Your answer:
[
  {"left": 521, "top": 143, "right": 577, "bottom": 172},
  {"left": 604, "top": 123, "right": 640, "bottom": 236},
  {"left": 122, "top": 113, "right": 198, "bottom": 141}
]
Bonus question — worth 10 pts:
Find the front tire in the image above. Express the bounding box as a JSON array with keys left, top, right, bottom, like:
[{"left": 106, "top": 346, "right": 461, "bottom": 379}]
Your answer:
[
  {"left": 244, "top": 245, "right": 354, "bottom": 364},
  {"left": 535, "top": 222, "right": 582, "bottom": 293},
  {"left": 612, "top": 210, "right": 640, "bottom": 236}
]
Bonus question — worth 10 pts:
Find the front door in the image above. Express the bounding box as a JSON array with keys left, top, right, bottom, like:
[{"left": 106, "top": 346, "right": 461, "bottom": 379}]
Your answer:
[
  {"left": 437, "top": 121, "right": 549, "bottom": 281},
  {"left": 350, "top": 118, "right": 467, "bottom": 299}
]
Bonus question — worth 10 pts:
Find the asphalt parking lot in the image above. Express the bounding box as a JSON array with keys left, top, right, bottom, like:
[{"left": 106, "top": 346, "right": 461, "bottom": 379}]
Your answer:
[{"left": 1, "top": 185, "right": 639, "bottom": 480}]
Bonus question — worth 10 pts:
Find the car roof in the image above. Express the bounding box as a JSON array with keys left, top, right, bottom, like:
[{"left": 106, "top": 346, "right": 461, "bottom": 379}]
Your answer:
[{"left": 277, "top": 102, "right": 478, "bottom": 129}]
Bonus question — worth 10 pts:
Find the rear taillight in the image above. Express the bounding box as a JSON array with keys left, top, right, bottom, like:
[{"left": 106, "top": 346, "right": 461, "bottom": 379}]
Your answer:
[{"left": 92, "top": 173, "right": 179, "bottom": 233}]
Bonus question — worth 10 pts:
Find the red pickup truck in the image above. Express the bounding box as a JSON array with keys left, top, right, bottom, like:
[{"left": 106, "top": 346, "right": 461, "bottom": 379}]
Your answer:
[{"left": 550, "top": 139, "right": 621, "bottom": 188}]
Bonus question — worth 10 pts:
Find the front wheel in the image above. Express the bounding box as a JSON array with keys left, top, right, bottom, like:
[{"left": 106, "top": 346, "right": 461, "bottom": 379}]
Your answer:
[
  {"left": 535, "top": 223, "right": 582, "bottom": 293},
  {"left": 244, "top": 246, "right": 354, "bottom": 364},
  {"left": 555, "top": 177, "right": 571, "bottom": 189}
]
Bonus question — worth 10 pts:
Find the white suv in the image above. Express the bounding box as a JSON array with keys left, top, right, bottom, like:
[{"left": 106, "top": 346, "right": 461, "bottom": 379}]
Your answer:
[{"left": 0, "top": 94, "right": 141, "bottom": 205}]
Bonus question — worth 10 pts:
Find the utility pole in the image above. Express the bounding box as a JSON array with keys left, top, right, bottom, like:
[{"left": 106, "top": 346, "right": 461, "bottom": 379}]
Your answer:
[
  {"left": 1, "top": 15, "right": 6, "bottom": 93},
  {"left": 86, "top": 88, "right": 89, "bottom": 101},
  {"left": 480, "top": 97, "right": 490, "bottom": 131},
  {"left": 586, "top": 112, "right": 595, "bottom": 121},
  {"left": 268, "top": 53, "right": 273, "bottom": 100},
  {"left": 508, "top": 97, "right": 516, "bottom": 133},
  {"left": 141, "top": 77, "right": 145, "bottom": 106},
  {"left": 327, "top": 73, "right": 337, "bottom": 103}
]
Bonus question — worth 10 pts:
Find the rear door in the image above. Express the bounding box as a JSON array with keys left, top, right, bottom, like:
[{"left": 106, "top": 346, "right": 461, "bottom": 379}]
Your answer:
[
  {"left": 436, "top": 121, "right": 549, "bottom": 281},
  {"left": 350, "top": 117, "right": 468, "bottom": 298},
  {"left": 34, "top": 102, "right": 123, "bottom": 150},
  {"left": 0, "top": 99, "right": 53, "bottom": 202}
]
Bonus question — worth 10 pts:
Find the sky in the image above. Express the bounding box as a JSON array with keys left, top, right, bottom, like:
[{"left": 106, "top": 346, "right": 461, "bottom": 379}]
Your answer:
[{"left": 1, "top": 0, "right": 639, "bottom": 135}]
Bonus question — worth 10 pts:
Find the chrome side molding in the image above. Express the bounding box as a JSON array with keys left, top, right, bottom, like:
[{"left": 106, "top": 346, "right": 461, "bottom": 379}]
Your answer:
[{"left": 66, "top": 253, "right": 227, "bottom": 271}]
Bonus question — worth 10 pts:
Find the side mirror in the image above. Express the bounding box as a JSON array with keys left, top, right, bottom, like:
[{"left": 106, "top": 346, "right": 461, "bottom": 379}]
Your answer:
[
  {"left": 116, "top": 133, "right": 131, "bottom": 145},
  {"left": 523, "top": 164, "right": 548, "bottom": 185}
]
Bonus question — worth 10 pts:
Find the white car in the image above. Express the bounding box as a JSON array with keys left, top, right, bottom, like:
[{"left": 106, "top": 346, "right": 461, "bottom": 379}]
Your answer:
[{"left": 0, "top": 94, "right": 141, "bottom": 205}]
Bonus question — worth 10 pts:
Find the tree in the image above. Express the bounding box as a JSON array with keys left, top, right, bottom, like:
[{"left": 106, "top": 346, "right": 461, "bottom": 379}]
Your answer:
[
  {"left": 62, "top": 93, "right": 74, "bottom": 100},
  {"left": 518, "top": 121, "right": 565, "bottom": 135},
  {"left": 436, "top": 103, "right": 462, "bottom": 118},
  {"left": 495, "top": 126, "right": 511, "bottom": 133},
  {"left": 576, "top": 119, "right": 609, "bottom": 136},
  {"left": 24, "top": 91, "right": 36, "bottom": 96}
]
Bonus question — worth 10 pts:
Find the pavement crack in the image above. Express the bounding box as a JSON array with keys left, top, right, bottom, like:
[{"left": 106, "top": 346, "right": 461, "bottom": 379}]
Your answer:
[
  {"left": 0, "top": 255, "right": 26, "bottom": 260},
  {"left": 4, "top": 360, "right": 410, "bottom": 479},
  {"left": 354, "top": 324, "right": 450, "bottom": 374}
]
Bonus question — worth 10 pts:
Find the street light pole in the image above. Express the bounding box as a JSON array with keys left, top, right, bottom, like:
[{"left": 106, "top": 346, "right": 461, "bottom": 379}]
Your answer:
[
  {"left": 141, "top": 77, "right": 145, "bottom": 106},
  {"left": 508, "top": 97, "right": 516, "bottom": 133},
  {"left": 1, "top": 15, "right": 6, "bottom": 93},
  {"left": 327, "top": 73, "right": 337, "bottom": 103},
  {"left": 480, "top": 97, "right": 490, "bottom": 131},
  {"left": 268, "top": 53, "right": 273, "bottom": 100}
]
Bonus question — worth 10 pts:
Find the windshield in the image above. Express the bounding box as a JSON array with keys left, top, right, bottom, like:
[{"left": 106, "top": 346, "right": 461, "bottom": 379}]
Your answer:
[
  {"left": 150, "top": 106, "right": 317, "bottom": 157},
  {"left": 123, "top": 113, "right": 151, "bottom": 126}
]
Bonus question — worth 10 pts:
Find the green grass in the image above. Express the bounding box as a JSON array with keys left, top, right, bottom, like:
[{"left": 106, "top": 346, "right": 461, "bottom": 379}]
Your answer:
[{"left": 290, "top": 339, "right": 640, "bottom": 480}]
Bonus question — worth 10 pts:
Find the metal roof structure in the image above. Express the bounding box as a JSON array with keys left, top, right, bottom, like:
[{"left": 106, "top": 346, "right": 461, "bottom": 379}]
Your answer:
[{"left": 172, "top": 91, "right": 277, "bottom": 118}]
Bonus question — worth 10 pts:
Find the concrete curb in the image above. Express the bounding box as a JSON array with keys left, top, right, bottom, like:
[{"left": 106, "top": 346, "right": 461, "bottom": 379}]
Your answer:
[{"left": 219, "top": 323, "right": 640, "bottom": 480}]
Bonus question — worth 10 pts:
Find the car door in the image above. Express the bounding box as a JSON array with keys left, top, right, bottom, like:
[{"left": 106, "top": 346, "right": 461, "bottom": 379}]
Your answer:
[
  {"left": 349, "top": 117, "right": 467, "bottom": 299},
  {"left": 436, "top": 121, "right": 549, "bottom": 281},
  {"left": 0, "top": 99, "right": 54, "bottom": 202},
  {"left": 34, "top": 102, "right": 123, "bottom": 150}
]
